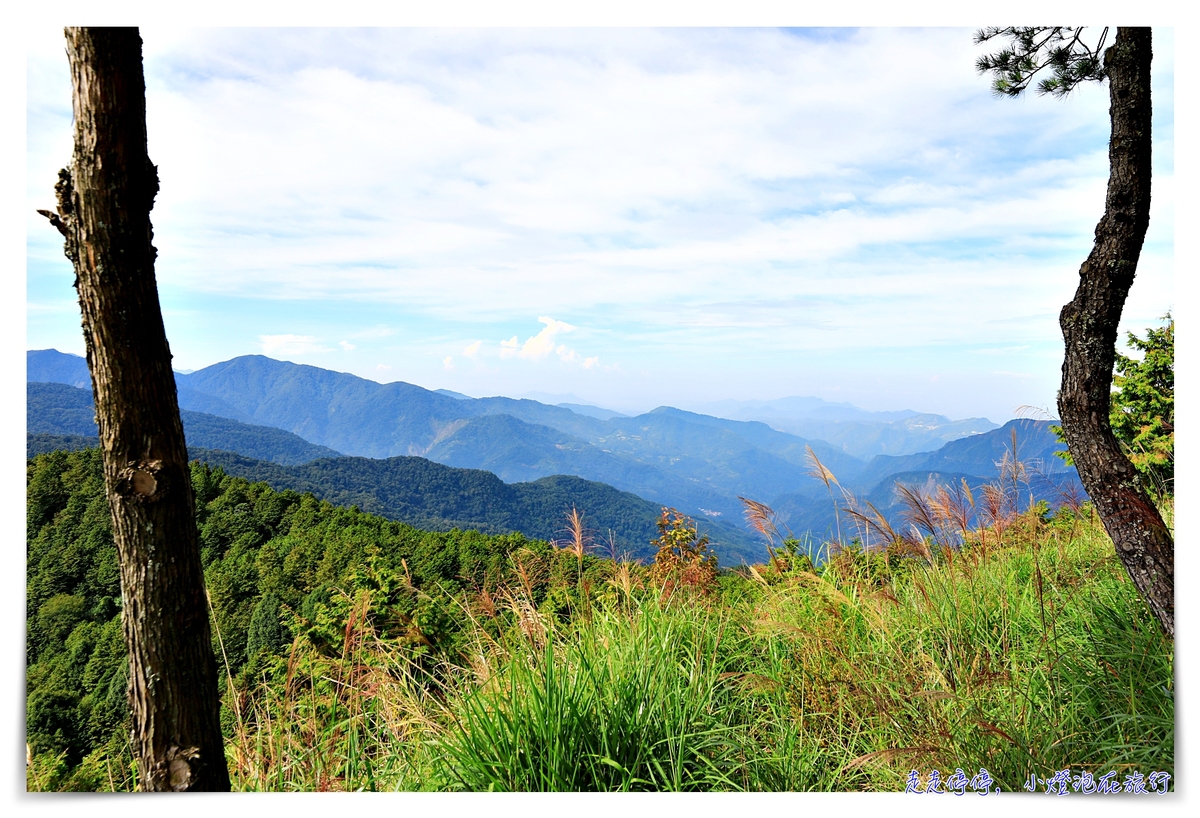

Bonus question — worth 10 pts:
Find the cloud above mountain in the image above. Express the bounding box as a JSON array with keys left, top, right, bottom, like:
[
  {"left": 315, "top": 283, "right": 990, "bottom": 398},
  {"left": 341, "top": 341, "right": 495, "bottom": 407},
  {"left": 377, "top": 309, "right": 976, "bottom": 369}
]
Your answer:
[{"left": 24, "top": 26, "right": 1174, "bottom": 421}]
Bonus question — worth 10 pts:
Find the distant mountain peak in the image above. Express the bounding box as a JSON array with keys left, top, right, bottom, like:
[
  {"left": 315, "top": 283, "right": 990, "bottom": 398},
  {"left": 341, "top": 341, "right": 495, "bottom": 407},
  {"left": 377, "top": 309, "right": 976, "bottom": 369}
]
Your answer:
[{"left": 27, "top": 349, "right": 91, "bottom": 390}]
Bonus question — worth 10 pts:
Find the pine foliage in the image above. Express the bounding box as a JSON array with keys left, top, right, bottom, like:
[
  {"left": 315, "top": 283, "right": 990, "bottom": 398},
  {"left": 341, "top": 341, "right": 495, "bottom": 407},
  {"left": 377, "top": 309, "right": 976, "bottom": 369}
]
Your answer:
[
  {"left": 1110, "top": 316, "right": 1173, "bottom": 493},
  {"left": 975, "top": 27, "right": 1109, "bottom": 97}
]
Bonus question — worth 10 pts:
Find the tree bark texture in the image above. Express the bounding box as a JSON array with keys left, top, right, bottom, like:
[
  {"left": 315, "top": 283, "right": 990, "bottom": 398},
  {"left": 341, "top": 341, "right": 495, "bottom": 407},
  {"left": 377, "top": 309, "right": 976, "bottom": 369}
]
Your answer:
[
  {"left": 1057, "top": 27, "right": 1174, "bottom": 637},
  {"left": 40, "top": 27, "right": 231, "bottom": 790}
]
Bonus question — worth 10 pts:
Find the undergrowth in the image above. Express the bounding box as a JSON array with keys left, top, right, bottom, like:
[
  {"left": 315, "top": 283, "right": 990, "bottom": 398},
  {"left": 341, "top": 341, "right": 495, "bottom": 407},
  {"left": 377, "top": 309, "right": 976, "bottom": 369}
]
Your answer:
[
  {"left": 29, "top": 453, "right": 1174, "bottom": 792},
  {"left": 219, "top": 500, "right": 1173, "bottom": 792}
]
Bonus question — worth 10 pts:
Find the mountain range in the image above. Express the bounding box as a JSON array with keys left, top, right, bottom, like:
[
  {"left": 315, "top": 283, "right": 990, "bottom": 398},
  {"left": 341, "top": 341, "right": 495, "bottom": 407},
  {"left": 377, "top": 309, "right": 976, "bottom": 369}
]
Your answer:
[
  {"left": 27, "top": 348, "right": 1084, "bottom": 562},
  {"left": 27, "top": 381, "right": 341, "bottom": 466},
  {"left": 691, "top": 396, "right": 999, "bottom": 459}
]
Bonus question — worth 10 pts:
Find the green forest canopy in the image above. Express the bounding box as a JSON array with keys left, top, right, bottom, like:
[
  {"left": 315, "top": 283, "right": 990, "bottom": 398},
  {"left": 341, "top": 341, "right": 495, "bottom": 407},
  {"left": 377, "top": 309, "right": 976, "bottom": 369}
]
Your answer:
[{"left": 27, "top": 447, "right": 611, "bottom": 775}]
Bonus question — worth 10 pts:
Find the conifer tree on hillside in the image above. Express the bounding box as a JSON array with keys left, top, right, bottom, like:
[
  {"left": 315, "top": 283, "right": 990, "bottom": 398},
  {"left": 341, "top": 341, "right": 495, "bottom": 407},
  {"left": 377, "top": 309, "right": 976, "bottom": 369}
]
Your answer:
[
  {"left": 1110, "top": 316, "right": 1173, "bottom": 494},
  {"left": 975, "top": 27, "right": 1174, "bottom": 636}
]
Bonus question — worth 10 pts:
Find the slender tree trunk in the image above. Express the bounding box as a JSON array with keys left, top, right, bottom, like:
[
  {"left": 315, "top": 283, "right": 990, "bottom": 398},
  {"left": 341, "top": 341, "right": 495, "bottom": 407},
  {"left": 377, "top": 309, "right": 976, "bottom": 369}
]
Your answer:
[
  {"left": 1057, "top": 27, "right": 1174, "bottom": 637},
  {"left": 39, "top": 27, "right": 231, "bottom": 790}
]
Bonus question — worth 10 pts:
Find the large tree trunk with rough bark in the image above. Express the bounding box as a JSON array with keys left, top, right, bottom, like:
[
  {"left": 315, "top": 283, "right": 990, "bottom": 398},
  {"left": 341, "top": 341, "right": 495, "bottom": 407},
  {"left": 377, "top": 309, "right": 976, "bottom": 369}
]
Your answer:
[
  {"left": 38, "top": 27, "right": 231, "bottom": 790},
  {"left": 1057, "top": 27, "right": 1174, "bottom": 637}
]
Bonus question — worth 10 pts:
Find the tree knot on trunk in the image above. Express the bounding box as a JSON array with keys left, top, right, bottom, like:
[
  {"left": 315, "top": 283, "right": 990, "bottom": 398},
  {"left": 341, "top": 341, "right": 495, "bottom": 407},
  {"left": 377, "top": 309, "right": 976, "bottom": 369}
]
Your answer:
[
  {"left": 117, "top": 459, "right": 166, "bottom": 501},
  {"left": 36, "top": 209, "right": 69, "bottom": 237},
  {"left": 166, "top": 745, "right": 203, "bottom": 791},
  {"left": 37, "top": 168, "right": 79, "bottom": 268}
]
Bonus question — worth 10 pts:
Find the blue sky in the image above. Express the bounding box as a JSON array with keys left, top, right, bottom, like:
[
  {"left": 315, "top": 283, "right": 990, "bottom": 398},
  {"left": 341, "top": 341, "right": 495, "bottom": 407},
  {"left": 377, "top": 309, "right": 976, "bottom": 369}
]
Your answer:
[{"left": 24, "top": 25, "right": 1175, "bottom": 422}]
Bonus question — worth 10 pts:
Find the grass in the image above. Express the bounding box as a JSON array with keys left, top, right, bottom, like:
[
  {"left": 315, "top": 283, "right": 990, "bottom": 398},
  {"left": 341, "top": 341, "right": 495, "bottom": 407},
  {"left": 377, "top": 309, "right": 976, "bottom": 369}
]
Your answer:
[
  {"left": 431, "top": 603, "right": 742, "bottom": 791},
  {"left": 213, "top": 497, "right": 1172, "bottom": 792},
  {"left": 31, "top": 465, "right": 1172, "bottom": 792}
]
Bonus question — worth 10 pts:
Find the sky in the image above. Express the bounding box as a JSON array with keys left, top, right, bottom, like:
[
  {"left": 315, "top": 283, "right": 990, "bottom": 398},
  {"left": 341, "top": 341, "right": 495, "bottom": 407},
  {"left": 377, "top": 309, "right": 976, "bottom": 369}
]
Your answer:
[{"left": 24, "top": 25, "right": 1175, "bottom": 423}]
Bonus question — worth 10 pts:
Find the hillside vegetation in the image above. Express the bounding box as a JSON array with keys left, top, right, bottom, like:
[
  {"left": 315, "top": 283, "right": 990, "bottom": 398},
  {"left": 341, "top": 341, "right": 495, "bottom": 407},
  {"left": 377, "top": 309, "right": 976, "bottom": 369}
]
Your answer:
[
  {"left": 185, "top": 447, "right": 764, "bottom": 563},
  {"left": 27, "top": 445, "right": 1172, "bottom": 792}
]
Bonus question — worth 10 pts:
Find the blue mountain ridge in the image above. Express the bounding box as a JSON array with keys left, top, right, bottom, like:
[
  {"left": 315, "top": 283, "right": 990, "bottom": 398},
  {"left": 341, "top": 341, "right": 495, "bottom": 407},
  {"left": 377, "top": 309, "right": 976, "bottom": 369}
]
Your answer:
[
  {"left": 26, "top": 381, "right": 342, "bottom": 466},
  {"left": 28, "top": 349, "right": 1085, "bottom": 555}
]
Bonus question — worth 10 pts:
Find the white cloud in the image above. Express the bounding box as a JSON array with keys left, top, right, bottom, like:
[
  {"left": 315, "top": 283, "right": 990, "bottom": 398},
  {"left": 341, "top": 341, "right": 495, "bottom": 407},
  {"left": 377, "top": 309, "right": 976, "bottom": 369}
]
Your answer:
[
  {"left": 494, "top": 314, "right": 588, "bottom": 362},
  {"left": 26, "top": 27, "right": 1142, "bottom": 327},
  {"left": 443, "top": 356, "right": 455, "bottom": 370},
  {"left": 23, "top": 27, "right": 1175, "bottom": 422},
  {"left": 259, "top": 334, "right": 330, "bottom": 356},
  {"left": 339, "top": 340, "right": 356, "bottom": 351},
  {"left": 496, "top": 316, "right": 602, "bottom": 367},
  {"left": 523, "top": 316, "right": 574, "bottom": 359},
  {"left": 555, "top": 344, "right": 600, "bottom": 369}
]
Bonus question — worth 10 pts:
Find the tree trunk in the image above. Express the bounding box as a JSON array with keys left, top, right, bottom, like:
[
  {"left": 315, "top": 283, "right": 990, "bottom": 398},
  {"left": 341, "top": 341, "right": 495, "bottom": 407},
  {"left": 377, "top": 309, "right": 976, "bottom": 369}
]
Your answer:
[
  {"left": 1057, "top": 27, "right": 1174, "bottom": 637},
  {"left": 39, "top": 27, "right": 231, "bottom": 790}
]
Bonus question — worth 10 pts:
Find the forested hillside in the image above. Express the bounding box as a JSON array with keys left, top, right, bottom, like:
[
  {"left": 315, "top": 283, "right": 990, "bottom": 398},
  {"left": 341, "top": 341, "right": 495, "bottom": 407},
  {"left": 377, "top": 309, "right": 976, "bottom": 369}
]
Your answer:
[
  {"left": 26, "top": 447, "right": 611, "bottom": 784},
  {"left": 186, "top": 447, "right": 764, "bottom": 564}
]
